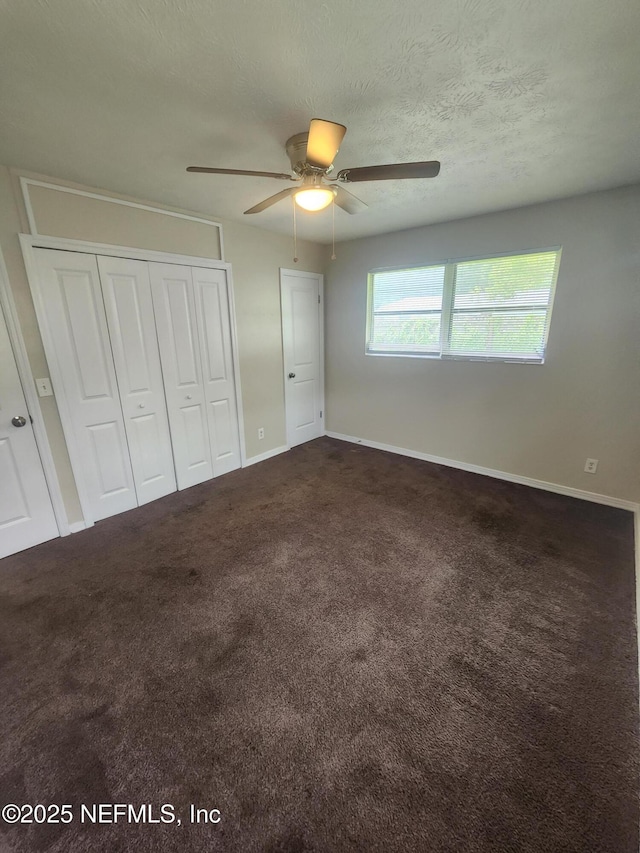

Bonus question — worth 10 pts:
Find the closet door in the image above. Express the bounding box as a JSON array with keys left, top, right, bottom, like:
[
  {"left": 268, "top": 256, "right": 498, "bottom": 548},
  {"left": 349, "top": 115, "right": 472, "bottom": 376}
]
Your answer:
[
  {"left": 33, "top": 249, "right": 137, "bottom": 521},
  {"left": 149, "top": 263, "right": 213, "bottom": 489},
  {"left": 97, "top": 256, "right": 177, "bottom": 504},
  {"left": 193, "top": 267, "right": 241, "bottom": 476}
]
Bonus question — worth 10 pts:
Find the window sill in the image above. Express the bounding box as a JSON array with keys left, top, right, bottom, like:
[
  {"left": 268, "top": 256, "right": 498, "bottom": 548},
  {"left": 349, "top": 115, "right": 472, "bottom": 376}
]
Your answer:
[{"left": 366, "top": 351, "right": 545, "bottom": 364}]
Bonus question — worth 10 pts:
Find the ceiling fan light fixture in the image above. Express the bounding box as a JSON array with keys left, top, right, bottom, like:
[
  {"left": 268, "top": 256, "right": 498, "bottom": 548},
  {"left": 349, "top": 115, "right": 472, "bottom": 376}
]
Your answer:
[
  {"left": 188, "top": 118, "right": 440, "bottom": 219},
  {"left": 294, "top": 186, "right": 335, "bottom": 212}
]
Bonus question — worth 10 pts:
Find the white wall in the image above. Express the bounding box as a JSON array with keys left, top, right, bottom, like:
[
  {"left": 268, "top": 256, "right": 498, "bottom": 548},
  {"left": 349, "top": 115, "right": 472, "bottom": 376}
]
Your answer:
[
  {"left": 0, "top": 167, "right": 324, "bottom": 523},
  {"left": 325, "top": 185, "right": 640, "bottom": 503}
]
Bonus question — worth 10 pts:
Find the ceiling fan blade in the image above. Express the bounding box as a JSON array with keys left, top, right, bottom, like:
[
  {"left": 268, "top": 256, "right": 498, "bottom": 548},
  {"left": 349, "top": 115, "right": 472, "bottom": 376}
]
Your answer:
[
  {"left": 333, "top": 185, "right": 368, "bottom": 215},
  {"left": 305, "top": 119, "right": 347, "bottom": 169},
  {"left": 187, "top": 166, "right": 294, "bottom": 180},
  {"left": 336, "top": 161, "right": 441, "bottom": 183},
  {"left": 244, "top": 187, "right": 296, "bottom": 214}
]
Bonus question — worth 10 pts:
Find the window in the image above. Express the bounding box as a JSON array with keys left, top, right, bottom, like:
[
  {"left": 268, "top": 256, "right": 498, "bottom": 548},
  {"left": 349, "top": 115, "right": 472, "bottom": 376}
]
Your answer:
[{"left": 367, "top": 248, "right": 561, "bottom": 363}]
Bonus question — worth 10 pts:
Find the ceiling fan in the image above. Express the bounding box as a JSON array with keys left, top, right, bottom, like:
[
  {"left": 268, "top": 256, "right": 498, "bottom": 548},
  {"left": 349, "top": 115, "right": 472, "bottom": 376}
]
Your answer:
[{"left": 187, "top": 118, "right": 440, "bottom": 215}]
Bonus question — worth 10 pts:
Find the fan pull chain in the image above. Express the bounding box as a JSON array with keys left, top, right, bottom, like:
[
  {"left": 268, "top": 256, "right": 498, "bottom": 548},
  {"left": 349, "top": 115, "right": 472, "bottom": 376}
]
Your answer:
[
  {"left": 292, "top": 197, "right": 298, "bottom": 263},
  {"left": 331, "top": 197, "right": 336, "bottom": 260}
]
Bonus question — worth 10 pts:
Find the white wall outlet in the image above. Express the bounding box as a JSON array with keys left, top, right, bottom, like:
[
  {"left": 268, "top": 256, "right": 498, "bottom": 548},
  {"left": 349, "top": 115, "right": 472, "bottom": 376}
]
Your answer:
[
  {"left": 584, "top": 458, "right": 598, "bottom": 474},
  {"left": 258, "top": 427, "right": 265, "bottom": 440},
  {"left": 35, "top": 378, "right": 53, "bottom": 397}
]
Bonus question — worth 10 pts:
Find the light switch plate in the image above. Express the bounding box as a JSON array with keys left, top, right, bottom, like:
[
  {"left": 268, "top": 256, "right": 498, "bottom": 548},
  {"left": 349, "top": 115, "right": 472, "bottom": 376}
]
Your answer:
[{"left": 36, "top": 378, "right": 53, "bottom": 397}]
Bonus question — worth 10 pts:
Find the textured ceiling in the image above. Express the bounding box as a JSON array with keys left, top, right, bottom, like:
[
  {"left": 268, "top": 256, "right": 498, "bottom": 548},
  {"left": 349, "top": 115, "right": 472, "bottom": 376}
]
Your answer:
[{"left": 1, "top": 0, "right": 639, "bottom": 244}]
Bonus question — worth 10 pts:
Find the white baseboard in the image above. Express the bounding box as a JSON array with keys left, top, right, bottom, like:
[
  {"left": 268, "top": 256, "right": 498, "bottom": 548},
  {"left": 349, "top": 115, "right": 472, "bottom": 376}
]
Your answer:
[
  {"left": 325, "top": 431, "right": 639, "bottom": 513},
  {"left": 243, "top": 445, "right": 289, "bottom": 468},
  {"left": 68, "top": 520, "right": 88, "bottom": 534}
]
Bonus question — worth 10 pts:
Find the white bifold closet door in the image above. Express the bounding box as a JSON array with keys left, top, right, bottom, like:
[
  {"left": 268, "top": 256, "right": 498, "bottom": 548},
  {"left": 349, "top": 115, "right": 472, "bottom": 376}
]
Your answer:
[
  {"left": 149, "top": 263, "right": 241, "bottom": 489},
  {"left": 32, "top": 250, "right": 242, "bottom": 522},
  {"left": 97, "top": 256, "right": 176, "bottom": 504},
  {"left": 192, "top": 266, "right": 241, "bottom": 477},
  {"left": 33, "top": 249, "right": 138, "bottom": 521},
  {"left": 148, "top": 263, "right": 213, "bottom": 489}
]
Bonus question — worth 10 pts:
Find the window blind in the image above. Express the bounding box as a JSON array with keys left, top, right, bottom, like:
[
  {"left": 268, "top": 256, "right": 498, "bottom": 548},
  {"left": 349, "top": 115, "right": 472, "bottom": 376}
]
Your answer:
[
  {"left": 368, "top": 265, "right": 445, "bottom": 354},
  {"left": 443, "top": 251, "right": 559, "bottom": 361},
  {"left": 367, "top": 249, "right": 560, "bottom": 362}
]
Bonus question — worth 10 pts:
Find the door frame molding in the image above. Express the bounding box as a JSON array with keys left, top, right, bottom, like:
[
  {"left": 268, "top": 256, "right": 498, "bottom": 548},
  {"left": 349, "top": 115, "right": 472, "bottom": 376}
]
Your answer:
[
  {"left": 279, "top": 268, "right": 325, "bottom": 449},
  {"left": 0, "top": 246, "right": 65, "bottom": 535},
  {"left": 19, "top": 233, "right": 247, "bottom": 529}
]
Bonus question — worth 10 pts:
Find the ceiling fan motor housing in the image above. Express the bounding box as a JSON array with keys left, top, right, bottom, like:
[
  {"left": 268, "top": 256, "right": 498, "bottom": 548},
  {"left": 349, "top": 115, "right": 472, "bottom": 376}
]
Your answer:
[
  {"left": 285, "top": 133, "right": 309, "bottom": 173},
  {"left": 285, "top": 132, "right": 333, "bottom": 176}
]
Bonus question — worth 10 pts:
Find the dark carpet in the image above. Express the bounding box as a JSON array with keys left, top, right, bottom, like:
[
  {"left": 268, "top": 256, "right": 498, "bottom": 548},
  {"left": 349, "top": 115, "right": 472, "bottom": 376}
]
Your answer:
[{"left": 0, "top": 437, "right": 637, "bottom": 853}]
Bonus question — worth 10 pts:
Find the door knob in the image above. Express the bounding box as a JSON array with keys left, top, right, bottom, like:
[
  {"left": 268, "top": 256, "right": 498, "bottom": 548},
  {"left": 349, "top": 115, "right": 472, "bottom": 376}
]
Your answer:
[
  {"left": 186, "top": 394, "right": 193, "bottom": 400},
  {"left": 11, "top": 415, "right": 27, "bottom": 428},
  {"left": 288, "top": 372, "right": 296, "bottom": 379},
  {"left": 138, "top": 403, "right": 146, "bottom": 409}
]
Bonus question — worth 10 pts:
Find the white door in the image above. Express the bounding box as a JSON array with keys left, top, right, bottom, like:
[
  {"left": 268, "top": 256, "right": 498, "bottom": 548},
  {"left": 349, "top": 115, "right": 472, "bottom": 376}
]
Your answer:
[
  {"left": 192, "top": 267, "right": 241, "bottom": 476},
  {"left": 280, "top": 269, "right": 324, "bottom": 447},
  {"left": 149, "top": 262, "right": 213, "bottom": 489},
  {"left": 97, "top": 256, "right": 177, "bottom": 504},
  {"left": 0, "top": 303, "right": 59, "bottom": 558},
  {"left": 34, "top": 249, "right": 137, "bottom": 521}
]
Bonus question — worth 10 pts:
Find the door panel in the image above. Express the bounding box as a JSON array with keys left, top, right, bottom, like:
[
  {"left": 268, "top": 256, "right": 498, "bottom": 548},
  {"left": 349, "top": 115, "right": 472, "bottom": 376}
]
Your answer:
[
  {"left": 62, "top": 273, "right": 113, "bottom": 399},
  {"left": 167, "top": 281, "right": 201, "bottom": 386},
  {"left": 0, "top": 438, "right": 30, "bottom": 526},
  {"left": 34, "top": 249, "right": 137, "bottom": 521},
  {"left": 131, "top": 414, "right": 166, "bottom": 482},
  {"left": 0, "top": 297, "right": 58, "bottom": 559},
  {"left": 292, "top": 289, "right": 316, "bottom": 366},
  {"left": 181, "top": 405, "right": 209, "bottom": 468},
  {"left": 192, "top": 267, "right": 241, "bottom": 476},
  {"left": 0, "top": 334, "right": 59, "bottom": 553},
  {"left": 88, "top": 421, "right": 131, "bottom": 495},
  {"left": 210, "top": 399, "right": 233, "bottom": 454},
  {"left": 0, "top": 305, "right": 60, "bottom": 557},
  {"left": 280, "top": 270, "right": 323, "bottom": 447},
  {"left": 98, "top": 256, "right": 176, "bottom": 504},
  {"left": 200, "top": 286, "right": 227, "bottom": 380},
  {"left": 292, "top": 379, "right": 315, "bottom": 428},
  {"left": 149, "top": 263, "right": 213, "bottom": 489}
]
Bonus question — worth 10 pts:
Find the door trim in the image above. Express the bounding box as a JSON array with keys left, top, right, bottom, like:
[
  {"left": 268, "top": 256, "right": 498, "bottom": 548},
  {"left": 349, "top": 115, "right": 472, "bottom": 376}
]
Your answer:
[
  {"left": 280, "top": 268, "right": 325, "bottom": 449},
  {"left": 223, "top": 264, "right": 248, "bottom": 470},
  {"left": 0, "top": 246, "right": 64, "bottom": 535},
  {"left": 19, "top": 234, "right": 247, "bottom": 529},
  {"left": 20, "top": 232, "right": 230, "bottom": 270}
]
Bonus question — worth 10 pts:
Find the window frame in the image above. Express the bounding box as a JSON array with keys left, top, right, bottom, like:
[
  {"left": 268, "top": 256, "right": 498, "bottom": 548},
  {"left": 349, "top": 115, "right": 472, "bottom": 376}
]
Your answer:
[{"left": 366, "top": 246, "right": 562, "bottom": 364}]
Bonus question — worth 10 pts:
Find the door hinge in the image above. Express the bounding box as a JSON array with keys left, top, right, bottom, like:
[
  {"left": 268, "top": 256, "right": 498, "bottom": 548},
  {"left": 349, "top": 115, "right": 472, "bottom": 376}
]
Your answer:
[
  {"left": 318, "top": 294, "right": 321, "bottom": 304},
  {"left": 320, "top": 410, "right": 323, "bottom": 418}
]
